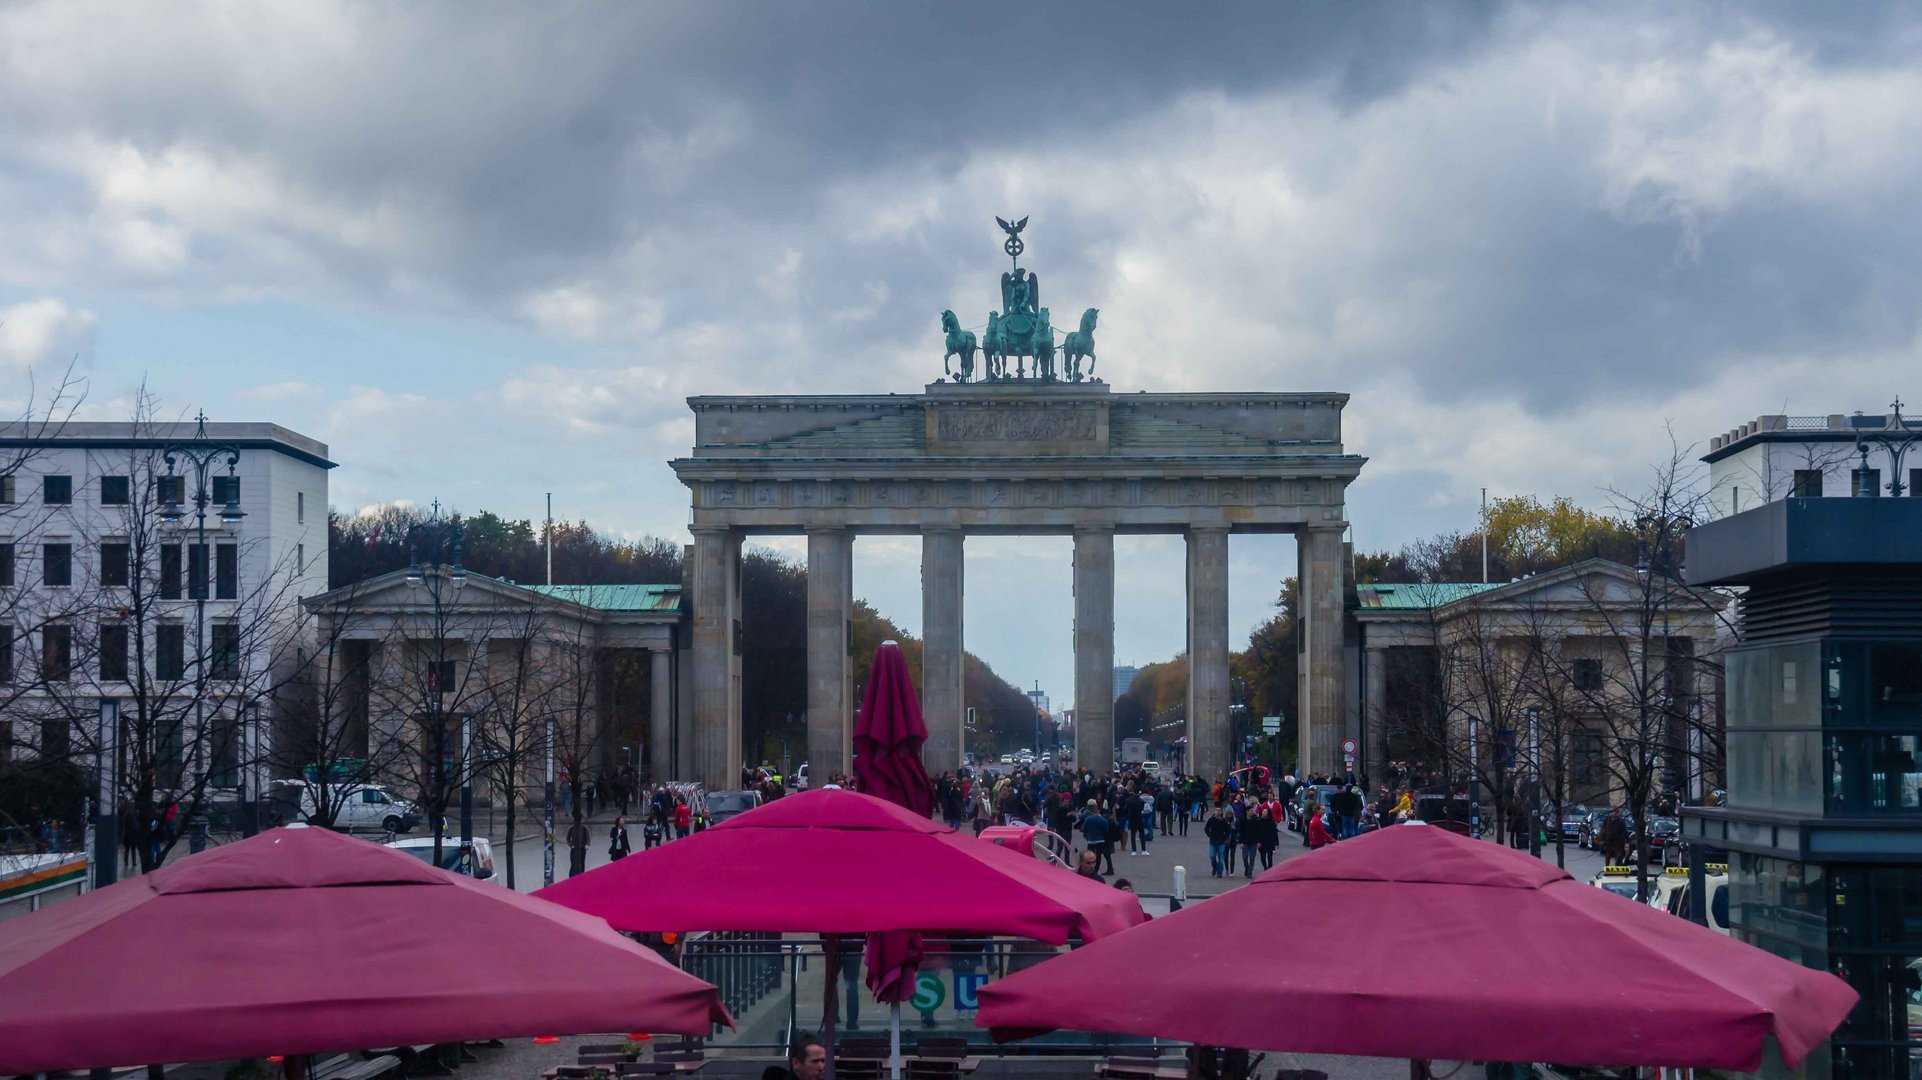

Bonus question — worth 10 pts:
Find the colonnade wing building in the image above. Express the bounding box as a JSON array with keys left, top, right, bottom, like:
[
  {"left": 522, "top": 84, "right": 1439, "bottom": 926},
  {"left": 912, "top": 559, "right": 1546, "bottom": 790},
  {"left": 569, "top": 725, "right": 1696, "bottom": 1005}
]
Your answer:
[{"left": 669, "top": 380, "right": 1365, "bottom": 790}]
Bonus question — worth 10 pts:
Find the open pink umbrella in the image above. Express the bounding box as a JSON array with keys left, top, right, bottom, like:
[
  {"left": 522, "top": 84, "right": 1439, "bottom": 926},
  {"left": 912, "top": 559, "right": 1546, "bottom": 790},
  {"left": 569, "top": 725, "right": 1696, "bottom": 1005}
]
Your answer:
[
  {"left": 852, "top": 641, "right": 938, "bottom": 1075},
  {"left": 975, "top": 824, "right": 1856, "bottom": 1074},
  {"left": 538, "top": 789, "right": 1143, "bottom": 1078},
  {"left": 0, "top": 826, "right": 729, "bottom": 1074}
]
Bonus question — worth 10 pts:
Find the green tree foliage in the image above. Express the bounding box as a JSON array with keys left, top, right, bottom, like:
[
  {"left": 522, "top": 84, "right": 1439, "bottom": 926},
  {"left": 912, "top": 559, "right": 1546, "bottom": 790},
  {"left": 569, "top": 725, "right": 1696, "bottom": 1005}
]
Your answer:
[
  {"left": 329, "top": 507, "right": 681, "bottom": 588},
  {"left": 1355, "top": 495, "right": 1639, "bottom": 583}
]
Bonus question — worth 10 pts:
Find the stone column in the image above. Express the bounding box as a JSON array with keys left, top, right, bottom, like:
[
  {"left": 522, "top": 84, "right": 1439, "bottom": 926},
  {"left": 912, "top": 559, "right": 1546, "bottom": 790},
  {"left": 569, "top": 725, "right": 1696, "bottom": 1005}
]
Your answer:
[
  {"left": 806, "top": 527, "right": 854, "bottom": 781},
  {"left": 1073, "top": 528, "right": 1116, "bottom": 776},
  {"left": 690, "top": 525, "right": 742, "bottom": 791},
  {"left": 649, "top": 647, "right": 673, "bottom": 782},
  {"left": 1363, "top": 645, "right": 1388, "bottom": 787},
  {"left": 1297, "top": 526, "right": 1347, "bottom": 776},
  {"left": 1185, "top": 527, "right": 1231, "bottom": 781},
  {"left": 920, "top": 529, "right": 965, "bottom": 775}
]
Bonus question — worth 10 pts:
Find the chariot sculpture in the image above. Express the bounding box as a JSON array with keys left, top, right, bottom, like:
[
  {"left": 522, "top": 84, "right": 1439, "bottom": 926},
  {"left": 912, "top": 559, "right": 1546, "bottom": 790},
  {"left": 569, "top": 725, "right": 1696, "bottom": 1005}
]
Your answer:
[{"left": 938, "top": 216, "right": 1100, "bottom": 384}]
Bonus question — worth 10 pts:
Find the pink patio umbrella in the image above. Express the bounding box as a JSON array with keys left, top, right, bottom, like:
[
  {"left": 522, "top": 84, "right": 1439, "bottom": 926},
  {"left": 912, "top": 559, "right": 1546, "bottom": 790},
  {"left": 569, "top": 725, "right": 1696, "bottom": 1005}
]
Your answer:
[
  {"left": 537, "top": 789, "right": 1144, "bottom": 1076},
  {"left": 852, "top": 641, "right": 936, "bottom": 1076},
  {"left": 975, "top": 824, "right": 1856, "bottom": 1074},
  {"left": 0, "top": 826, "right": 729, "bottom": 1074}
]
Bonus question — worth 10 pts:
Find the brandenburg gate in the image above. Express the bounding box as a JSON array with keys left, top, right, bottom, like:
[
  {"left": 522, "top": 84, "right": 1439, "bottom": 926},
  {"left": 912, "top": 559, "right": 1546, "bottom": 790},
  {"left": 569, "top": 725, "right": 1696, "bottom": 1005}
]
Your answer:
[{"left": 670, "top": 218, "right": 1365, "bottom": 790}]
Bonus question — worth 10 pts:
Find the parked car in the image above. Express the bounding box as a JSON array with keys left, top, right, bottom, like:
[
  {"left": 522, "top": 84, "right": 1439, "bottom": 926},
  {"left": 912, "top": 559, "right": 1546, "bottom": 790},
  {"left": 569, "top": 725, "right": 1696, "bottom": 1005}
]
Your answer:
[
  {"left": 1412, "top": 794, "right": 1474, "bottom": 836},
  {"left": 1286, "top": 785, "right": 1341, "bottom": 832},
  {"left": 270, "top": 780, "right": 421, "bottom": 834},
  {"left": 385, "top": 836, "right": 496, "bottom": 881},
  {"left": 1647, "top": 816, "right": 1681, "bottom": 852},
  {"left": 1552, "top": 803, "right": 1592, "bottom": 841},
  {"left": 704, "top": 790, "right": 762, "bottom": 825}
]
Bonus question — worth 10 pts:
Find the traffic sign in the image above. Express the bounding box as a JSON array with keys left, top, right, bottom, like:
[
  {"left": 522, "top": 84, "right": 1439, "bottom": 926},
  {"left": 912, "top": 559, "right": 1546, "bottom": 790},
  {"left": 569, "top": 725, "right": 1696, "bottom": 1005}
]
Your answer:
[
  {"left": 1342, "top": 739, "right": 1357, "bottom": 755},
  {"left": 1261, "top": 716, "right": 1281, "bottom": 734}
]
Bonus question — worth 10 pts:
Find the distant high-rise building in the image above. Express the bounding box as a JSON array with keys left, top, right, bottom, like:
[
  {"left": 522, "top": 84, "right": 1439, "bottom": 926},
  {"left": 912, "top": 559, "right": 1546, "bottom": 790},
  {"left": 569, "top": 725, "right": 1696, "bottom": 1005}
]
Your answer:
[{"left": 1112, "top": 665, "right": 1140, "bottom": 702}]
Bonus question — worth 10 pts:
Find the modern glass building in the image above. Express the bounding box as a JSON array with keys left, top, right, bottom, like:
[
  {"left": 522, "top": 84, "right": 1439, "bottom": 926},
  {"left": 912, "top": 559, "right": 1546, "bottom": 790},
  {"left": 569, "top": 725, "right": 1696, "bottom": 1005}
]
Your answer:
[{"left": 1684, "top": 497, "right": 1922, "bottom": 1079}]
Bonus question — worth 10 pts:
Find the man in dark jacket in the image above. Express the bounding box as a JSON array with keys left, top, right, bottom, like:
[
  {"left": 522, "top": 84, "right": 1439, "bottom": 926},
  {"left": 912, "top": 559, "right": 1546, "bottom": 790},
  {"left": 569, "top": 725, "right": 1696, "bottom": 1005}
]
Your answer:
[
  {"left": 565, "top": 814, "right": 590, "bottom": 876},
  {"left": 1204, "top": 808, "right": 1233, "bottom": 878}
]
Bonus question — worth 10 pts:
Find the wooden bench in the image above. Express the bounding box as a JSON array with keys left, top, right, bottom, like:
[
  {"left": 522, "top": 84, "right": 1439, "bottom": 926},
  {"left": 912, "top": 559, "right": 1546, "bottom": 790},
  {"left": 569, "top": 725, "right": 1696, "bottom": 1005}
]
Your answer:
[{"left": 1095, "top": 1056, "right": 1186, "bottom": 1080}]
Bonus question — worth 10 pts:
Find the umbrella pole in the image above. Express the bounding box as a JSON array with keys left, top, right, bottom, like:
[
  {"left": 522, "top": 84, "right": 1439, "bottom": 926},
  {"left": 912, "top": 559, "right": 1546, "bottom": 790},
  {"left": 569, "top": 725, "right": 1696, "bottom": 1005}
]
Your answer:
[
  {"left": 1408, "top": 1062, "right": 1429, "bottom": 1080},
  {"left": 889, "top": 1001, "right": 903, "bottom": 1080},
  {"left": 823, "top": 936, "right": 839, "bottom": 1080}
]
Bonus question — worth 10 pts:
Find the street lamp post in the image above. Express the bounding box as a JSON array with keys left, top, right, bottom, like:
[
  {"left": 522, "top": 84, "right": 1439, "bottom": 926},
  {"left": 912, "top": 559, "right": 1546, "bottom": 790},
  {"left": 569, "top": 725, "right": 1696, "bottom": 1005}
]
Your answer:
[
  {"left": 406, "top": 505, "right": 467, "bottom": 870},
  {"left": 159, "top": 413, "right": 245, "bottom": 834},
  {"left": 1853, "top": 397, "right": 1922, "bottom": 496}
]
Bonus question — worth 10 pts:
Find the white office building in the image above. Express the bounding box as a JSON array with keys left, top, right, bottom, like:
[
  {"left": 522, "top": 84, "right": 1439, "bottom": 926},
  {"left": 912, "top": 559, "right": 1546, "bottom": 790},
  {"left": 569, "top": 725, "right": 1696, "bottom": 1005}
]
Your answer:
[
  {"left": 0, "top": 419, "right": 332, "bottom": 809},
  {"left": 1705, "top": 408, "right": 1922, "bottom": 518}
]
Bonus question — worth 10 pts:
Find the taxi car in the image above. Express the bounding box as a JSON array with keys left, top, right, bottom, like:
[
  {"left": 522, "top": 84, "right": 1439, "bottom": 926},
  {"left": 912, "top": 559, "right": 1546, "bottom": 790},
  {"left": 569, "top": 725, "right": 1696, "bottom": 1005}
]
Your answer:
[
  {"left": 1590, "top": 863, "right": 1730, "bottom": 935},
  {"left": 1590, "top": 863, "right": 1645, "bottom": 900}
]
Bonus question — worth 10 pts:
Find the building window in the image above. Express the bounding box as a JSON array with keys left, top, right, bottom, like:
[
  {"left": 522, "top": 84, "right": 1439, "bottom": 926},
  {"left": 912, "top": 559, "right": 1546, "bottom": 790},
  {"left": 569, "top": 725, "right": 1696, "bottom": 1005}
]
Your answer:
[
  {"left": 208, "top": 718, "right": 239, "bottom": 788},
  {"left": 157, "top": 623, "right": 185, "bottom": 681},
  {"left": 1572, "top": 657, "right": 1605, "bottom": 693},
  {"left": 1911, "top": 468, "right": 1922, "bottom": 498},
  {"left": 100, "top": 624, "right": 129, "bottom": 682},
  {"left": 1852, "top": 467, "right": 1882, "bottom": 497},
  {"left": 100, "top": 542, "right": 130, "bottom": 587},
  {"left": 216, "top": 543, "right": 237, "bottom": 600},
  {"left": 100, "top": 475, "right": 131, "bottom": 505},
  {"left": 1574, "top": 731, "right": 1605, "bottom": 786},
  {"left": 42, "top": 475, "right": 72, "bottom": 505},
  {"left": 0, "top": 475, "right": 13, "bottom": 503},
  {"left": 155, "top": 475, "right": 185, "bottom": 507},
  {"left": 297, "top": 491, "right": 305, "bottom": 523},
  {"left": 42, "top": 542, "right": 72, "bottom": 587},
  {"left": 427, "top": 659, "right": 456, "bottom": 694},
  {"left": 0, "top": 542, "right": 12, "bottom": 587},
  {"left": 211, "top": 622, "right": 240, "bottom": 680},
  {"left": 41, "top": 624, "right": 72, "bottom": 682},
  {"left": 40, "top": 718, "right": 70, "bottom": 760},
  {"left": 212, "top": 475, "right": 241, "bottom": 506},
  {"left": 296, "top": 542, "right": 305, "bottom": 574},
  {"left": 188, "top": 543, "right": 208, "bottom": 599},
  {"left": 0, "top": 625, "right": 12, "bottom": 683},
  {"left": 156, "top": 720, "right": 183, "bottom": 788},
  {"left": 160, "top": 544, "right": 182, "bottom": 599},
  {"left": 1791, "top": 469, "right": 1824, "bottom": 498}
]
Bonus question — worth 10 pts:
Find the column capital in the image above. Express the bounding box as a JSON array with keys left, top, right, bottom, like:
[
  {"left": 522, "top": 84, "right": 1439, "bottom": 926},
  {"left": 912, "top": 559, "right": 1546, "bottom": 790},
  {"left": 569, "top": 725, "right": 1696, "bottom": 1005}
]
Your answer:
[
  {"left": 920, "top": 525, "right": 964, "bottom": 535},
  {"left": 1187, "top": 523, "right": 1230, "bottom": 536},
  {"left": 689, "top": 523, "right": 734, "bottom": 537}
]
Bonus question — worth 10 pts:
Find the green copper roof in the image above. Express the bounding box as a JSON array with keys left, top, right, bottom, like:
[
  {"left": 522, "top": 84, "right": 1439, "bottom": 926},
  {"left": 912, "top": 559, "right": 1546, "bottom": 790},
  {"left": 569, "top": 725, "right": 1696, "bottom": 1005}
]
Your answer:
[
  {"left": 1355, "top": 582, "right": 1507, "bottom": 610},
  {"left": 525, "top": 583, "right": 682, "bottom": 612}
]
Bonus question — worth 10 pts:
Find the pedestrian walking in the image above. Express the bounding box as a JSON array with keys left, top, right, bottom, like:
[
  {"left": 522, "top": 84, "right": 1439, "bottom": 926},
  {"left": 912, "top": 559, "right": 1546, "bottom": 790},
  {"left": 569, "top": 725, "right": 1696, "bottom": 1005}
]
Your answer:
[
  {"left": 608, "top": 815, "right": 632, "bottom": 861},
  {"left": 565, "top": 814, "right": 590, "bottom": 877},
  {"left": 1307, "top": 805, "right": 1338, "bottom": 849},
  {"left": 1081, "top": 800, "right": 1115, "bottom": 876},
  {"left": 1239, "top": 807, "right": 1261, "bottom": 877},
  {"left": 1204, "top": 807, "right": 1231, "bottom": 878},
  {"left": 673, "top": 798, "right": 692, "bottom": 838},
  {"left": 1255, "top": 802, "right": 1279, "bottom": 871}
]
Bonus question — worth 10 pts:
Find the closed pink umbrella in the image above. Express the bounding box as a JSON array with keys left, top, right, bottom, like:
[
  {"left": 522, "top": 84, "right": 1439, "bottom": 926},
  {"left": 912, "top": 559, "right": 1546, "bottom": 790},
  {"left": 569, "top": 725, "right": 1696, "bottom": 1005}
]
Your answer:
[
  {"left": 975, "top": 824, "right": 1856, "bottom": 1073},
  {"left": 853, "top": 641, "right": 937, "bottom": 1076},
  {"left": 0, "top": 826, "right": 729, "bottom": 1074}
]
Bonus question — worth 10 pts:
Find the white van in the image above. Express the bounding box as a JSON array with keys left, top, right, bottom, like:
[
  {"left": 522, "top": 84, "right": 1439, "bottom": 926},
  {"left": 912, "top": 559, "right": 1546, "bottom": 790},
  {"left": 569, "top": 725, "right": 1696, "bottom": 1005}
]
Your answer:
[{"left": 270, "top": 780, "right": 422, "bottom": 834}]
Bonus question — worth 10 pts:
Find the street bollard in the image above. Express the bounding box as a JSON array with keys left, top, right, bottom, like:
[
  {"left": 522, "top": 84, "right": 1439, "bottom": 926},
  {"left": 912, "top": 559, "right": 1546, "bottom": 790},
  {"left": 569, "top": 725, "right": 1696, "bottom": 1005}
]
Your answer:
[{"left": 1172, "top": 864, "right": 1187, "bottom": 911}]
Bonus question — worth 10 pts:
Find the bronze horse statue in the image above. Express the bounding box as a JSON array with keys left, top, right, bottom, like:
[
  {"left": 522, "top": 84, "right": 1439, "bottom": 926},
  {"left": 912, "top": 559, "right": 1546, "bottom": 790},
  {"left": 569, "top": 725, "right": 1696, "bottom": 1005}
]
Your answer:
[
  {"left": 980, "top": 307, "right": 1059, "bottom": 380},
  {"left": 1062, "top": 307, "right": 1098, "bottom": 382},
  {"left": 941, "top": 310, "right": 978, "bottom": 382}
]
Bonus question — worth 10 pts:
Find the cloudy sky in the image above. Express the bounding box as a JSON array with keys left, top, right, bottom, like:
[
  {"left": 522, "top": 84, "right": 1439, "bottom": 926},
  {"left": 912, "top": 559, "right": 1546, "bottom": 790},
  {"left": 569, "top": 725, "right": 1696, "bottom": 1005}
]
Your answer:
[{"left": 4, "top": 2, "right": 1920, "bottom": 713}]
